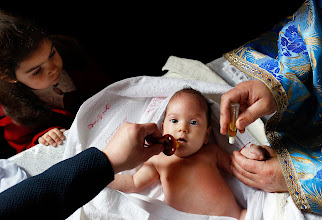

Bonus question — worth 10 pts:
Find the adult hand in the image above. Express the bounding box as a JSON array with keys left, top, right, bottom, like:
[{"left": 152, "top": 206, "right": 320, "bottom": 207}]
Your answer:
[
  {"left": 102, "top": 122, "right": 163, "bottom": 174},
  {"left": 220, "top": 80, "right": 277, "bottom": 134},
  {"left": 231, "top": 145, "right": 288, "bottom": 193}
]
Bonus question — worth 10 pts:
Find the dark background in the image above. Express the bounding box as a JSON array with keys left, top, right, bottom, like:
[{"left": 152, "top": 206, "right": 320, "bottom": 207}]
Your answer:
[{"left": 2, "top": 1, "right": 304, "bottom": 82}]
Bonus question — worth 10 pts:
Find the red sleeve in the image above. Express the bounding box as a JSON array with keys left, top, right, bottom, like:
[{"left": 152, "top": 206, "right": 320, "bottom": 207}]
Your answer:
[{"left": 0, "top": 107, "right": 74, "bottom": 153}]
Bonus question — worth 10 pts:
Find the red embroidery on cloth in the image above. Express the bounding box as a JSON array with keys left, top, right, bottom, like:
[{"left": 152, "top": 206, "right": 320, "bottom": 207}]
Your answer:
[
  {"left": 105, "top": 118, "right": 127, "bottom": 143},
  {"left": 239, "top": 142, "right": 251, "bottom": 152},
  {"left": 87, "top": 104, "right": 111, "bottom": 129},
  {"left": 145, "top": 97, "right": 166, "bottom": 115}
]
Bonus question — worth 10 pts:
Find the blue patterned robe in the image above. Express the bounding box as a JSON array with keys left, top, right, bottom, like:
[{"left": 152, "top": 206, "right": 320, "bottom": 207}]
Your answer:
[{"left": 224, "top": 0, "right": 322, "bottom": 213}]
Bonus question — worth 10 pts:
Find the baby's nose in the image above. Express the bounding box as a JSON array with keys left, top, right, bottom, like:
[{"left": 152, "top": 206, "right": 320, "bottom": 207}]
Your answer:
[{"left": 178, "top": 123, "right": 188, "bottom": 133}]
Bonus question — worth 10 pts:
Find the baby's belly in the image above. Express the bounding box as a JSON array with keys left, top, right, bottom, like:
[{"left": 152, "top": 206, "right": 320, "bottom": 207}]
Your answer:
[{"left": 163, "top": 172, "right": 241, "bottom": 217}]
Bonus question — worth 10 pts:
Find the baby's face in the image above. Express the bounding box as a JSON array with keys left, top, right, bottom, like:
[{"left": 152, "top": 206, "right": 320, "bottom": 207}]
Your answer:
[{"left": 162, "top": 93, "right": 210, "bottom": 157}]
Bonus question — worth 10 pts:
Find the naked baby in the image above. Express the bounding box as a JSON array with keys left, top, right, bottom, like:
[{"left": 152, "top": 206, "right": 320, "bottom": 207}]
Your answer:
[{"left": 109, "top": 88, "right": 259, "bottom": 219}]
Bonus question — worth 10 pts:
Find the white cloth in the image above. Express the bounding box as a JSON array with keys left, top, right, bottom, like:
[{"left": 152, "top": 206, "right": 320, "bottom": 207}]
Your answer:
[
  {"left": 0, "top": 159, "right": 27, "bottom": 193},
  {"left": 8, "top": 132, "right": 68, "bottom": 176},
  {"left": 63, "top": 74, "right": 265, "bottom": 220},
  {"left": 6, "top": 55, "right": 319, "bottom": 219},
  {"left": 63, "top": 56, "right": 321, "bottom": 219}
]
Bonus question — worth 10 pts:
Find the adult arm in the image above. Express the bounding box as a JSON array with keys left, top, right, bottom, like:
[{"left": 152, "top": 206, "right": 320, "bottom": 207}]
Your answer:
[
  {"left": 0, "top": 122, "right": 163, "bottom": 219},
  {"left": 0, "top": 147, "right": 112, "bottom": 219},
  {"left": 221, "top": 0, "right": 322, "bottom": 213},
  {"left": 220, "top": 81, "right": 287, "bottom": 192}
]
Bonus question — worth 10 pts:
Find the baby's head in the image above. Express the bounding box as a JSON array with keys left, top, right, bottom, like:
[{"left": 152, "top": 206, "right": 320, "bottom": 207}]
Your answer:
[{"left": 162, "top": 88, "right": 212, "bottom": 157}]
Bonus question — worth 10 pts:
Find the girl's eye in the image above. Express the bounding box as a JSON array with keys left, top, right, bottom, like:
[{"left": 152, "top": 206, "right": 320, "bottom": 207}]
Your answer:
[
  {"left": 32, "top": 68, "right": 42, "bottom": 76},
  {"left": 170, "top": 119, "right": 178, "bottom": 124},
  {"left": 190, "top": 120, "right": 198, "bottom": 125},
  {"left": 49, "top": 48, "right": 56, "bottom": 58}
]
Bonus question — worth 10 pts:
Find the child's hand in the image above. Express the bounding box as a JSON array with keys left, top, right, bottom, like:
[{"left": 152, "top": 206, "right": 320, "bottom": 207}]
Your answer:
[
  {"left": 38, "top": 128, "right": 66, "bottom": 147},
  {"left": 239, "top": 144, "right": 269, "bottom": 161}
]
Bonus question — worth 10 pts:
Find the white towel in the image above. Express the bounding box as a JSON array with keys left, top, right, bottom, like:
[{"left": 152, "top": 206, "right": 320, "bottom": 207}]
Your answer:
[
  {"left": 63, "top": 56, "right": 318, "bottom": 220},
  {"left": 6, "top": 55, "right": 320, "bottom": 219},
  {"left": 64, "top": 75, "right": 262, "bottom": 220}
]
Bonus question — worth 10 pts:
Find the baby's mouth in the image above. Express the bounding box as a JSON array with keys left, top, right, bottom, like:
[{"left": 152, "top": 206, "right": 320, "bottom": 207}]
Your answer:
[{"left": 177, "top": 138, "right": 187, "bottom": 143}]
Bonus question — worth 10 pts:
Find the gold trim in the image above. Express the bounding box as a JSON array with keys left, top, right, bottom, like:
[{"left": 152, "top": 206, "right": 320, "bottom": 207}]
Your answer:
[
  {"left": 269, "top": 131, "right": 313, "bottom": 212},
  {"left": 223, "top": 51, "right": 288, "bottom": 113}
]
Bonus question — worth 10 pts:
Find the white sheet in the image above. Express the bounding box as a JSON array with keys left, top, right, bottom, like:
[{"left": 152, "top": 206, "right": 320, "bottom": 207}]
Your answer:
[
  {"left": 7, "top": 56, "right": 319, "bottom": 219},
  {"left": 63, "top": 71, "right": 272, "bottom": 220},
  {"left": 0, "top": 159, "right": 27, "bottom": 193}
]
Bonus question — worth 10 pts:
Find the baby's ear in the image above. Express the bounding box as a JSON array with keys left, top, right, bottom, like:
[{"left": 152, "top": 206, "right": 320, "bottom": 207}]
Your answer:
[
  {"left": 204, "top": 127, "right": 212, "bottom": 144},
  {"left": 207, "top": 126, "right": 212, "bottom": 136}
]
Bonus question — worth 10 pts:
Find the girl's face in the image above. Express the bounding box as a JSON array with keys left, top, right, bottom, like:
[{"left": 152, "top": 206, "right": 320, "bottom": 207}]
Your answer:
[
  {"left": 162, "top": 93, "right": 211, "bottom": 158},
  {"left": 15, "top": 38, "right": 63, "bottom": 90}
]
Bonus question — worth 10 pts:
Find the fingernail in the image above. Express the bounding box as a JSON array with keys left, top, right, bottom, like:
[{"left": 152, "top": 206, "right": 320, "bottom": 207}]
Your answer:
[{"left": 238, "top": 119, "right": 246, "bottom": 129}]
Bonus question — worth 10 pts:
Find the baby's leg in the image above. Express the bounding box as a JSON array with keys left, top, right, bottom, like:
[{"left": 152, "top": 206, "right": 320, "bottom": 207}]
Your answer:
[{"left": 239, "top": 144, "right": 269, "bottom": 160}]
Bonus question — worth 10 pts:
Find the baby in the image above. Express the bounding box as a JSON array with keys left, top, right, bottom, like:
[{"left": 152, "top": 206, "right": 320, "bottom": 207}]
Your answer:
[{"left": 109, "top": 88, "right": 257, "bottom": 219}]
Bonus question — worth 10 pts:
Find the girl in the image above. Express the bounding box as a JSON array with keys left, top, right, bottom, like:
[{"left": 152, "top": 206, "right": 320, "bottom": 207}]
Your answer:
[{"left": 0, "top": 10, "right": 113, "bottom": 157}]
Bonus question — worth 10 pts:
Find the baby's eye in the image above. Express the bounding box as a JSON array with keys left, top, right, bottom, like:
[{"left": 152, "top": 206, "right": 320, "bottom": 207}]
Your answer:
[
  {"left": 190, "top": 120, "right": 198, "bottom": 125},
  {"left": 170, "top": 119, "right": 178, "bottom": 123}
]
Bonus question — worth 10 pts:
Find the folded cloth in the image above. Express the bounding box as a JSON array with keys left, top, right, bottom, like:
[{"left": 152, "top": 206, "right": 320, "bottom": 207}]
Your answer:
[{"left": 0, "top": 159, "right": 27, "bottom": 193}]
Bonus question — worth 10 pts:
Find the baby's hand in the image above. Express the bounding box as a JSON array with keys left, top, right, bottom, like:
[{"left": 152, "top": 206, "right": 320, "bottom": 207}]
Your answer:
[
  {"left": 239, "top": 144, "right": 269, "bottom": 161},
  {"left": 38, "top": 128, "right": 66, "bottom": 147}
]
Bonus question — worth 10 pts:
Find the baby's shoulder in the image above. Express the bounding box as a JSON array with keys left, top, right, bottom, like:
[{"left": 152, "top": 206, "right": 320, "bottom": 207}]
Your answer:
[
  {"left": 201, "top": 143, "right": 219, "bottom": 154},
  {"left": 197, "top": 143, "right": 219, "bottom": 161},
  {"left": 148, "top": 153, "right": 170, "bottom": 166}
]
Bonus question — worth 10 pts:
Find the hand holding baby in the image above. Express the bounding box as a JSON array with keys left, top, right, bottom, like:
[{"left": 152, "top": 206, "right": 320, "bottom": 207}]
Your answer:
[{"left": 232, "top": 144, "right": 288, "bottom": 192}]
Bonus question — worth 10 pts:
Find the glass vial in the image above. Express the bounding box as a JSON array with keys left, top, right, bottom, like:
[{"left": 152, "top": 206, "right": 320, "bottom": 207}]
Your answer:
[{"left": 228, "top": 102, "right": 240, "bottom": 144}]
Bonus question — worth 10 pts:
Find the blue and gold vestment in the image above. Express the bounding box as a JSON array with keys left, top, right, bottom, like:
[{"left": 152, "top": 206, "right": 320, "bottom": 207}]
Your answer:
[{"left": 224, "top": 0, "right": 322, "bottom": 213}]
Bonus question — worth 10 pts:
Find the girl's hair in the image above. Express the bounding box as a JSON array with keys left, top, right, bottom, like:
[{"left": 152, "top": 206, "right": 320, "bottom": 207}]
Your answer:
[
  {"left": 0, "top": 10, "right": 50, "bottom": 127},
  {"left": 0, "top": 10, "right": 46, "bottom": 81}
]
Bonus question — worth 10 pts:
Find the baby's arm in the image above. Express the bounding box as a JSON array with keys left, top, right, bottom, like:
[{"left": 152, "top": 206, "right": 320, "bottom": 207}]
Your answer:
[
  {"left": 240, "top": 144, "right": 269, "bottom": 161},
  {"left": 108, "top": 160, "right": 159, "bottom": 193},
  {"left": 215, "top": 145, "right": 232, "bottom": 174}
]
